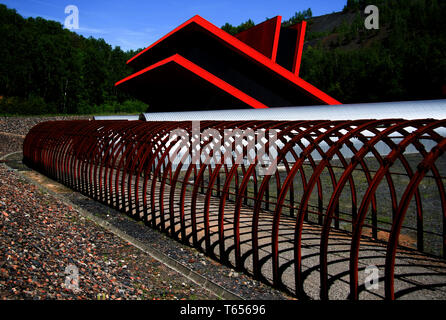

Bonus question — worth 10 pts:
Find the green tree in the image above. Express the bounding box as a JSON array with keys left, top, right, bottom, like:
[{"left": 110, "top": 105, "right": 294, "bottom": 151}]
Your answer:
[
  {"left": 282, "top": 8, "right": 312, "bottom": 27},
  {"left": 222, "top": 19, "right": 256, "bottom": 35}
]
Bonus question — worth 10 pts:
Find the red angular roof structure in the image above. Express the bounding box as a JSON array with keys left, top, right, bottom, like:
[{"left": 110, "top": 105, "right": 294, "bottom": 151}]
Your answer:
[{"left": 116, "top": 15, "right": 341, "bottom": 111}]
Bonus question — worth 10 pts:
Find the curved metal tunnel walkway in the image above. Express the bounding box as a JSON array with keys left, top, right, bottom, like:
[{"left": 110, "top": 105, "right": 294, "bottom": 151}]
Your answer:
[{"left": 23, "top": 119, "right": 446, "bottom": 300}]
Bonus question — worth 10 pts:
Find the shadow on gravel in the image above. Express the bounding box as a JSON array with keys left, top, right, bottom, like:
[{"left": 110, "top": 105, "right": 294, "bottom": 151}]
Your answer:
[{"left": 3, "top": 152, "right": 291, "bottom": 300}]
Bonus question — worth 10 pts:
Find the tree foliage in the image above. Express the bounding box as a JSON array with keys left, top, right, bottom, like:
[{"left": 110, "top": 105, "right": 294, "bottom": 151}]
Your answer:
[
  {"left": 222, "top": 19, "right": 255, "bottom": 35},
  {"left": 281, "top": 8, "right": 313, "bottom": 28},
  {"left": 1, "top": 1, "right": 445, "bottom": 115},
  {"left": 301, "top": 0, "right": 446, "bottom": 103},
  {"left": 0, "top": 4, "right": 147, "bottom": 115}
]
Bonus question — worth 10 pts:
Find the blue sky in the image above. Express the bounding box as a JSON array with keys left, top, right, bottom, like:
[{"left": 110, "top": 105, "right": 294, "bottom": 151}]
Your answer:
[{"left": 2, "top": 0, "right": 347, "bottom": 51}]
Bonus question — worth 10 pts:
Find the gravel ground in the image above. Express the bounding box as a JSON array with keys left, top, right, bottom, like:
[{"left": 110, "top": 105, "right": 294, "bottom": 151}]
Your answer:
[
  {"left": 0, "top": 117, "right": 217, "bottom": 300},
  {"left": 2, "top": 116, "right": 445, "bottom": 301},
  {"left": 0, "top": 133, "right": 23, "bottom": 158},
  {"left": 0, "top": 116, "right": 291, "bottom": 300},
  {"left": 0, "top": 116, "right": 90, "bottom": 136},
  {"left": 0, "top": 162, "right": 220, "bottom": 300},
  {"left": 61, "top": 179, "right": 289, "bottom": 300}
]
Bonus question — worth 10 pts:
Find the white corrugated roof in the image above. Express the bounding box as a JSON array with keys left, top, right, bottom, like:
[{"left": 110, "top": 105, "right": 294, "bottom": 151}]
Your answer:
[{"left": 139, "top": 99, "right": 446, "bottom": 121}]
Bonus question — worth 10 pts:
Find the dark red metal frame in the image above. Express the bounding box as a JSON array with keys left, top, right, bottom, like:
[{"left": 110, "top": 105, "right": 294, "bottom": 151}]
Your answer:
[
  {"left": 23, "top": 119, "right": 446, "bottom": 300},
  {"left": 115, "top": 54, "right": 269, "bottom": 109},
  {"left": 234, "top": 16, "right": 282, "bottom": 62},
  {"left": 116, "top": 15, "right": 341, "bottom": 111}
]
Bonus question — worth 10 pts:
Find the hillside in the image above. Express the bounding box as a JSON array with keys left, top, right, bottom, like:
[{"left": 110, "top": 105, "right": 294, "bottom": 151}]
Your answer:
[
  {"left": 227, "top": 0, "right": 446, "bottom": 104},
  {"left": 0, "top": 4, "right": 147, "bottom": 115},
  {"left": 0, "top": 0, "right": 445, "bottom": 115},
  {"left": 301, "top": 0, "right": 446, "bottom": 103}
]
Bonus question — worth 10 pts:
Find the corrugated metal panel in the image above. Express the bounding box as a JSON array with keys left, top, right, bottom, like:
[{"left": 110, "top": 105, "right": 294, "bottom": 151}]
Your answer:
[
  {"left": 139, "top": 99, "right": 446, "bottom": 121},
  {"left": 93, "top": 115, "right": 140, "bottom": 120}
]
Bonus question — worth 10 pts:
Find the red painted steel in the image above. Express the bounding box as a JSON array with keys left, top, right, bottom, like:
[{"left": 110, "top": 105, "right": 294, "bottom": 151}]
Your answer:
[
  {"left": 290, "top": 21, "right": 307, "bottom": 76},
  {"left": 23, "top": 119, "right": 446, "bottom": 300},
  {"left": 234, "top": 16, "right": 282, "bottom": 62},
  {"left": 119, "top": 15, "right": 341, "bottom": 108},
  {"left": 115, "top": 54, "right": 269, "bottom": 109}
]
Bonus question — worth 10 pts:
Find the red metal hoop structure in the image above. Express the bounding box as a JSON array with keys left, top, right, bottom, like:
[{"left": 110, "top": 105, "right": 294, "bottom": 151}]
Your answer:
[{"left": 23, "top": 119, "right": 446, "bottom": 300}]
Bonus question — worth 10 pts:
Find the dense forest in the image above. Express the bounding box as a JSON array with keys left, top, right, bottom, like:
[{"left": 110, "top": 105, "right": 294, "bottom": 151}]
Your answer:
[
  {"left": 222, "top": 8, "right": 314, "bottom": 33},
  {"left": 1, "top": 0, "right": 445, "bottom": 114},
  {"left": 0, "top": 4, "right": 147, "bottom": 115}
]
